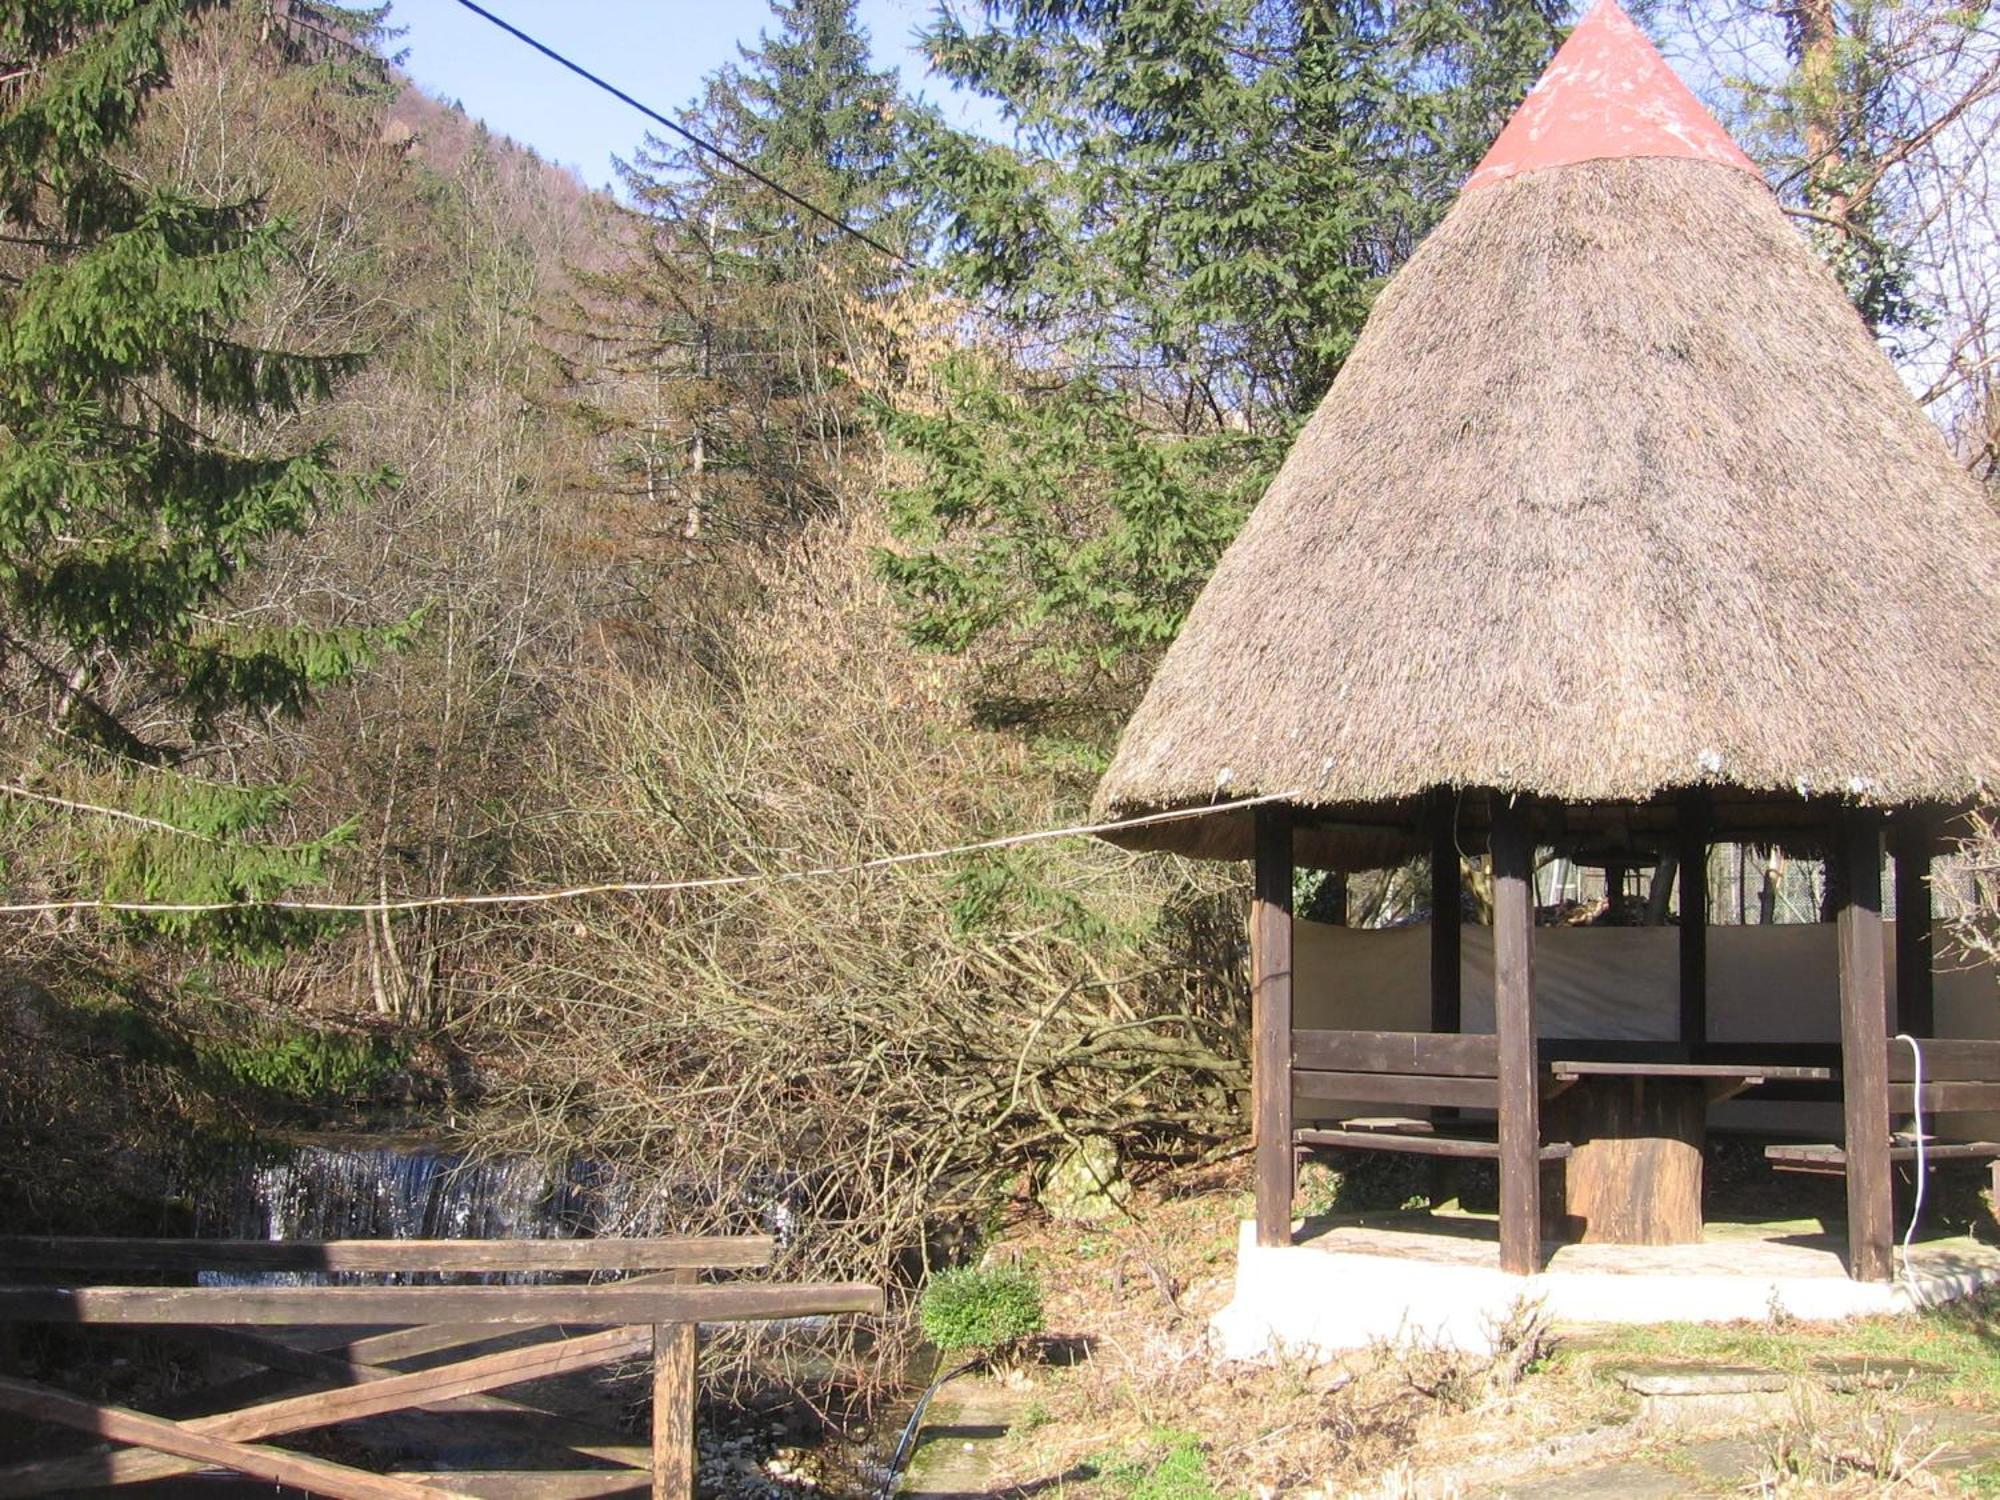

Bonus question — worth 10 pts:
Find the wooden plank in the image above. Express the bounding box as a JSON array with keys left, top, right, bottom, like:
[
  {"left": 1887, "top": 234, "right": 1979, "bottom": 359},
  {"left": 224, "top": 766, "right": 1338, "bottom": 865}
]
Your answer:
[
  {"left": 1892, "top": 814, "right": 1935, "bottom": 1037},
  {"left": 1292, "top": 1028, "right": 1497, "bottom": 1077},
  {"left": 1491, "top": 795, "right": 1541, "bottom": 1276},
  {"left": 1837, "top": 808, "right": 1894, "bottom": 1283},
  {"left": 1292, "top": 1069, "right": 1499, "bottom": 1109},
  {"left": 1296, "top": 1128, "right": 1572, "bottom": 1162},
  {"left": 1431, "top": 788, "right": 1462, "bottom": 1035},
  {"left": 1546, "top": 1060, "right": 1831, "bottom": 1081},
  {"left": 653, "top": 1266, "right": 697, "bottom": 1500},
  {"left": 389, "top": 1475, "right": 649, "bottom": 1499},
  {"left": 1678, "top": 794, "right": 1709, "bottom": 1045},
  {"left": 0, "top": 1325, "right": 654, "bottom": 1494},
  {"left": 1252, "top": 804, "right": 1295, "bottom": 1249},
  {"left": 1885, "top": 1038, "right": 2000, "bottom": 1082},
  {"left": 1890, "top": 1082, "right": 2000, "bottom": 1112},
  {"left": 132, "top": 1325, "right": 650, "bottom": 1462},
  {"left": 1767, "top": 1141, "right": 2000, "bottom": 1175},
  {"left": 0, "top": 1374, "right": 477, "bottom": 1500},
  {"left": 322, "top": 1266, "right": 704, "bottom": 1369},
  {"left": 0, "top": 1281, "right": 883, "bottom": 1327},
  {"left": 0, "top": 1236, "right": 774, "bottom": 1275}
]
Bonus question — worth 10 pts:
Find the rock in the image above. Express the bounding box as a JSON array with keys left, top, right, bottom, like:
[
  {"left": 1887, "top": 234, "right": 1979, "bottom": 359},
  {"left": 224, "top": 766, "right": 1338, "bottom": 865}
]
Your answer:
[
  {"left": 1608, "top": 1363, "right": 1788, "bottom": 1396},
  {"left": 1038, "top": 1135, "right": 1131, "bottom": 1223}
]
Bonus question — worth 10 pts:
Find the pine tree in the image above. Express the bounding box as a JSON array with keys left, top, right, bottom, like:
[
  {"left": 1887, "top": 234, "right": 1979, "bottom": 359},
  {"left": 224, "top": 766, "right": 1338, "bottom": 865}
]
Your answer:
[
  {"left": 0, "top": 1, "right": 387, "bottom": 950},
  {"left": 877, "top": 0, "right": 1565, "bottom": 741},
  {"left": 580, "top": 0, "right": 919, "bottom": 549}
]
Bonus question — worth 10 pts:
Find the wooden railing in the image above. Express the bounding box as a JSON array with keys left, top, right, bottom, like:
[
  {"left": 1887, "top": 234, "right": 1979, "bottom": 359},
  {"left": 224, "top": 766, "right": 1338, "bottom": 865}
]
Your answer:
[
  {"left": 0, "top": 1235, "right": 883, "bottom": 1500},
  {"left": 1292, "top": 1027, "right": 1501, "bottom": 1111},
  {"left": 1887, "top": 1037, "right": 2000, "bottom": 1113}
]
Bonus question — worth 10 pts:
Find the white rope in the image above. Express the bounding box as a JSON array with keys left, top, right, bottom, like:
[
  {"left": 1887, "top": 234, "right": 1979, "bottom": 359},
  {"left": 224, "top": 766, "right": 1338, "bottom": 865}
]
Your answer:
[
  {"left": 0, "top": 789, "right": 1302, "bottom": 919},
  {"left": 1894, "top": 1032, "right": 1928, "bottom": 1293}
]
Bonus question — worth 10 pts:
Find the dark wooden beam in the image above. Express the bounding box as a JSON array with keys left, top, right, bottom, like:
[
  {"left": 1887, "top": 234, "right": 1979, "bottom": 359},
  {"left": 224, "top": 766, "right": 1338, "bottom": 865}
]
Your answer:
[
  {"left": 1252, "top": 804, "right": 1296, "bottom": 1248},
  {"left": 1892, "top": 813, "right": 1935, "bottom": 1038},
  {"left": 0, "top": 1282, "right": 883, "bottom": 1327},
  {"left": 1431, "top": 788, "right": 1463, "bottom": 1035},
  {"left": 1836, "top": 808, "right": 1894, "bottom": 1283},
  {"left": 0, "top": 1375, "right": 451, "bottom": 1500},
  {"left": 1490, "top": 794, "right": 1541, "bottom": 1276},
  {"left": 1678, "top": 795, "right": 1710, "bottom": 1045},
  {"left": 653, "top": 1268, "right": 698, "bottom": 1500},
  {"left": 0, "top": 1324, "right": 654, "bottom": 1493},
  {"left": 0, "top": 1236, "right": 773, "bottom": 1275}
]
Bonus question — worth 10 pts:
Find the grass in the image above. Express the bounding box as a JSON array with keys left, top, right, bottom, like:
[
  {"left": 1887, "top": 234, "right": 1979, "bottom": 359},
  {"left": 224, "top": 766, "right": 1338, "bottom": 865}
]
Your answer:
[
  {"left": 1557, "top": 1289, "right": 2000, "bottom": 1406},
  {"left": 953, "top": 1160, "right": 2000, "bottom": 1498}
]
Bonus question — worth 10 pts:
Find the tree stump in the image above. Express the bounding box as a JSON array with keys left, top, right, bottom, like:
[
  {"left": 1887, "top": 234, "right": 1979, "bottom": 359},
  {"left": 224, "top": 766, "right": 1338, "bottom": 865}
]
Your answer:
[{"left": 1545, "top": 1077, "right": 1705, "bottom": 1245}]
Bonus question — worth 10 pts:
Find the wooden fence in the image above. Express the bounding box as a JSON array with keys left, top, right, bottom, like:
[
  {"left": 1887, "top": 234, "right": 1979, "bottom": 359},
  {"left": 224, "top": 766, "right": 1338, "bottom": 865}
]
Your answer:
[{"left": 0, "top": 1235, "right": 884, "bottom": 1499}]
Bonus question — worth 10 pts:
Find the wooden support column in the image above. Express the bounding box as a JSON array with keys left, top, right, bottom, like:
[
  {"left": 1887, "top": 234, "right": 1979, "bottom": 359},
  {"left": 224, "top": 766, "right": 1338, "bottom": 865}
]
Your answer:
[
  {"left": 1836, "top": 808, "right": 1894, "bottom": 1283},
  {"left": 1491, "top": 795, "right": 1541, "bottom": 1276},
  {"left": 1252, "top": 805, "right": 1295, "bottom": 1248},
  {"left": 1430, "top": 789, "right": 1462, "bottom": 1036},
  {"left": 1893, "top": 813, "right": 1935, "bottom": 1038},
  {"left": 1678, "top": 795, "right": 1709, "bottom": 1046},
  {"left": 653, "top": 1267, "right": 697, "bottom": 1500}
]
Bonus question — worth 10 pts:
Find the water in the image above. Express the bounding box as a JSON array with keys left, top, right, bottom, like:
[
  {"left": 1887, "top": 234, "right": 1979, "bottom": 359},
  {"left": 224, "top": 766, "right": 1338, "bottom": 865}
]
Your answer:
[{"left": 192, "top": 1137, "right": 701, "bottom": 1284}]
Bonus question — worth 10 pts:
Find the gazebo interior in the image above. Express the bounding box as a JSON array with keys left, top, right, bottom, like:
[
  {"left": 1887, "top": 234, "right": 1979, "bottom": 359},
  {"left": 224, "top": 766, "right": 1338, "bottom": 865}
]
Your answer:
[{"left": 1237, "top": 787, "right": 2000, "bottom": 1281}]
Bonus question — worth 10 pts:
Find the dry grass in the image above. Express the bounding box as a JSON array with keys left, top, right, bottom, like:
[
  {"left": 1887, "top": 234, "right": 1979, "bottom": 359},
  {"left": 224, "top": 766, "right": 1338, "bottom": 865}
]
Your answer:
[
  {"left": 452, "top": 509, "right": 1246, "bottom": 1397},
  {"left": 961, "top": 1165, "right": 1620, "bottom": 1498},
  {"left": 958, "top": 1164, "right": 2000, "bottom": 1498}
]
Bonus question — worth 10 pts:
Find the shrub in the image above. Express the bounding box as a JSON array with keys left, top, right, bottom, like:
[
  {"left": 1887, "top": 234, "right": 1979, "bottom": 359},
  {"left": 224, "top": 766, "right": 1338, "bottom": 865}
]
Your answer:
[{"left": 918, "top": 1264, "right": 1044, "bottom": 1355}]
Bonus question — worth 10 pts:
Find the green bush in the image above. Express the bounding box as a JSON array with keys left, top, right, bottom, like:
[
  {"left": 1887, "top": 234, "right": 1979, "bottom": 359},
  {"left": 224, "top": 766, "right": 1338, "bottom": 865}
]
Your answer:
[
  {"left": 198, "top": 1029, "right": 406, "bottom": 1104},
  {"left": 1100, "top": 1429, "right": 1224, "bottom": 1500},
  {"left": 917, "top": 1264, "right": 1044, "bottom": 1355}
]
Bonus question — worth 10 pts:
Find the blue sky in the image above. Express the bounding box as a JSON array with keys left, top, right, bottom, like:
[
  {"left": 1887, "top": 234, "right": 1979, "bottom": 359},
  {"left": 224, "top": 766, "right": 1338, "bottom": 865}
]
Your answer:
[{"left": 384, "top": 0, "right": 998, "bottom": 192}]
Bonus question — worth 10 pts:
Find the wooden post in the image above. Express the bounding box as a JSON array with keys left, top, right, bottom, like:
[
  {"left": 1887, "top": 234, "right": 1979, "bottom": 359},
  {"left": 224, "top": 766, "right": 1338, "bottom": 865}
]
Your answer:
[
  {"left": 1836, "top": 808, "right": 1894, "bottom": 1283},
  {"left": 653, "top": 1269, "right": 698, "bottom": 1500},
  {"left": 1893, "top": 814, "right": 1935, "bottom": 1038},
  {"left": 1678, "top": 795, "right": 1709, "bottom": 1046},
  {"left": 1431, "top": 790, "right": 1462, "bottom": 1036},
  {"left": 1252, "top": 804, "right": 1295, "bottom": 1248},
  {"left": 1491, "top": 795, "right": 1541, "bottom": 1275}
]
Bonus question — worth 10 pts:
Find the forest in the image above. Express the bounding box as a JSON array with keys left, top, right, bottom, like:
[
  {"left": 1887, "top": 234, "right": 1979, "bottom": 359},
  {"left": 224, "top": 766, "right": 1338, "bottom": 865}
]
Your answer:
[{"left": 4, "top": 0, "right": 2000, "bottom": 1425}]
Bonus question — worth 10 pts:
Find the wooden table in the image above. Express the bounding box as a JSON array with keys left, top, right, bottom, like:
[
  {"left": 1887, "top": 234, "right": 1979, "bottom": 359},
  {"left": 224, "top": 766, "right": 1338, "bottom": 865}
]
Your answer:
[{"left": 1542, "top": 1058, "right": 1835, "bottom": 1245}]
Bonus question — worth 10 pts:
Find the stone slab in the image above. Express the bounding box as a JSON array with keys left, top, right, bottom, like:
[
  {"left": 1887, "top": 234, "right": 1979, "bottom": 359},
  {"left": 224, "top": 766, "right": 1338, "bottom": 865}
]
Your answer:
[{"left": 1609, "top": 1363, "right": 1787, "bottom": 1396}]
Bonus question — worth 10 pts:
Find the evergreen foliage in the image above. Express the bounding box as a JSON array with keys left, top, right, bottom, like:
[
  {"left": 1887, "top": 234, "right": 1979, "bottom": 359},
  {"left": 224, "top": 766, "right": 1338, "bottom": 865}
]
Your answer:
[
  {"left": 0, "top": 0, "right": 387, "bottom": 951},
  {"left": 879, "top": 0, "right": 1566, "bottom": 732},
  {"left": 577, "top": 0, "right": 925, "bottom": 549}
]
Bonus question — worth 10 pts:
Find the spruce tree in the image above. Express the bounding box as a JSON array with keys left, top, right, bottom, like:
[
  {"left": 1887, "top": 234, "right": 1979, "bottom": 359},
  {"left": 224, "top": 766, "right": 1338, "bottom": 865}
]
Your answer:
[
  {"left": 877, "top": 0, "right": 1565, "bottom": 742},
  {"left": 0, "top": 1, "right": 386, "bottom": 948},
  {"left": 582, "top": 0, "right": 918, "bottom": 548}
]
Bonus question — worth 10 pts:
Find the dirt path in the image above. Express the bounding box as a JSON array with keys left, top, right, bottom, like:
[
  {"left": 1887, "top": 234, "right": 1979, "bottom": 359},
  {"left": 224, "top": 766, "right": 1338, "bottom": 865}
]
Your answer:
[{"left": 897, "top": 1377, "right": 1032, "bottom": 1499}]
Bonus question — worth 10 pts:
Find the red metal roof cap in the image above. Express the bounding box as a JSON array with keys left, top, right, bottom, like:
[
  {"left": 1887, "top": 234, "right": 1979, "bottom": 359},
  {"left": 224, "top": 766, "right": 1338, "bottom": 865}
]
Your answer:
[{"left": 1466, "top": 0, "right": 1759, "bottom": 190}]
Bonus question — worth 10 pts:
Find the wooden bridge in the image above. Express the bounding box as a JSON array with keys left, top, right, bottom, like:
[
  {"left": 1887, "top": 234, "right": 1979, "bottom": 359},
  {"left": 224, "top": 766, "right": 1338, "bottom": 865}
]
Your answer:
[{"left": 0, "top": 1235, "right": 883, "bottom": 1498}]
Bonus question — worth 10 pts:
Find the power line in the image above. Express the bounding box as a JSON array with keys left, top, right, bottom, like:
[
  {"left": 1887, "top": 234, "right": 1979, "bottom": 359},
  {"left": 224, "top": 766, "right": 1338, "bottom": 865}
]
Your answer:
[
  {"left": 0, "top": 790, "right": 1297, "bottom": 918},
  {"left": 447, "top": 0, "right": 915, "bottom": 269}
]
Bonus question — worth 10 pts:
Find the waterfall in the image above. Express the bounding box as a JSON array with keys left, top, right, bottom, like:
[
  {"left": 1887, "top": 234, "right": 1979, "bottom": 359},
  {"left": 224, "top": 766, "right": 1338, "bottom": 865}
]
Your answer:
[{"left": 194, "top": 1140, "right": 658, "bottom": 1282}]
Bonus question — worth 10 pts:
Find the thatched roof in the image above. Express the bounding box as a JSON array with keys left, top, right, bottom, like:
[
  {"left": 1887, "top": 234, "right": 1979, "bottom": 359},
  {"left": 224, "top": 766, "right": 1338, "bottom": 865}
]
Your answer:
[{"left": 1092, "top": 0, "right": 2000, "bottom": 865}]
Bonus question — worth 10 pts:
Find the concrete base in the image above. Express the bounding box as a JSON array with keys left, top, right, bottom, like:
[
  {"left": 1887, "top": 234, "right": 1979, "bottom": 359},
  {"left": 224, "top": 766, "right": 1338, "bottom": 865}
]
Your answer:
[{"left": 1211, "top": 1215, "right": 2000, "bottom": 1359}]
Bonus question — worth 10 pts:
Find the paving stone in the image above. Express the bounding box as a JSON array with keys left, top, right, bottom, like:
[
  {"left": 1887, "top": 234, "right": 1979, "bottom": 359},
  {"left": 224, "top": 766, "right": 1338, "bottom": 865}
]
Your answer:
[
  {"left": 1607, "top": 1363, "right": 1787, "bottom": 1396},
  {"left": 1807, "top": 1354, "right": 1951, "bottom": 1391},
  {"left": 1481, "top": 1459, "right": 1697, "bottom": 1498}
]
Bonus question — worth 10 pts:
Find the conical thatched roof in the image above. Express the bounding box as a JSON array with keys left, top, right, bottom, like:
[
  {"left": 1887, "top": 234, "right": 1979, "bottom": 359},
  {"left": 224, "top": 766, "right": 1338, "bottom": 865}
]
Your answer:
[{"left": 1093, "top": 0, "right": 2000, "bottom": 865}]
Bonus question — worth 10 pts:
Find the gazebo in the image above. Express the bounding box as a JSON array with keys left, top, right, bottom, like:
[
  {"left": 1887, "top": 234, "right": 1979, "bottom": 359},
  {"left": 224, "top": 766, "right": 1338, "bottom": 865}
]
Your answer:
[{"left": 1092, "top": 0, "right": 2000, "bottom": 1292}]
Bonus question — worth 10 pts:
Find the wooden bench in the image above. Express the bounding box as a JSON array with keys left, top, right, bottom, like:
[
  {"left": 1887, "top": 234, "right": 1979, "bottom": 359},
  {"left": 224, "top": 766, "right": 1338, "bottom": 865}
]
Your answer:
[
  {"left": 1290, "top": 1028, "right": 1573, "bottom": 1162},
  {"left": 1763, "top": 1039, "right": 2000, "bottom": 1199}
]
